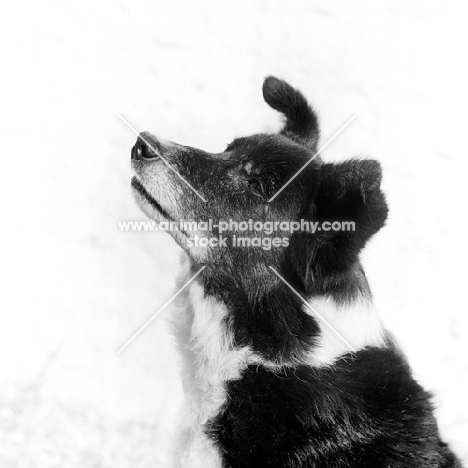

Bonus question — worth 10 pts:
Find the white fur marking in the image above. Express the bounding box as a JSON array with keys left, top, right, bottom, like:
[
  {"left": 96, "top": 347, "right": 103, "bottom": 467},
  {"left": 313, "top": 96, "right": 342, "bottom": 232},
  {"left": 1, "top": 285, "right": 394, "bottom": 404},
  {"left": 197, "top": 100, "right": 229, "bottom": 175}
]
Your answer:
[
  {"left": 177, "top": 281, "right": 253, "bottom": 468},
  {"left": 306, "top": 297, "right": 386, "bottom": 367}
]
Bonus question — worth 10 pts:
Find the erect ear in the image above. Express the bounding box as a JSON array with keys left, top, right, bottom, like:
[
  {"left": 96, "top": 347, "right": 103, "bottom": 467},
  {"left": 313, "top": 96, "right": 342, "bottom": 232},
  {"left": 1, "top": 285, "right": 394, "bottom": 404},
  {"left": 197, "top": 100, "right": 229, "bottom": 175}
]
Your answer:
[
  {"left": 287, "top": 159, "right": 388, "bottom": 292},
  {"left": 262, "top": 76, "right": 319, "bottom": 148}
]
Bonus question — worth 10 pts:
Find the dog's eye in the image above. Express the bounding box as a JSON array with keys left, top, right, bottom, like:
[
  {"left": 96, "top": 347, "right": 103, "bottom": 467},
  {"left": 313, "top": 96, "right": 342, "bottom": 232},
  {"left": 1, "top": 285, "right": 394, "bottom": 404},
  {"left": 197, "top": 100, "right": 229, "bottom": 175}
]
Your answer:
[{"left": 248, "top": 179, "right": 265, "bottom": 198}]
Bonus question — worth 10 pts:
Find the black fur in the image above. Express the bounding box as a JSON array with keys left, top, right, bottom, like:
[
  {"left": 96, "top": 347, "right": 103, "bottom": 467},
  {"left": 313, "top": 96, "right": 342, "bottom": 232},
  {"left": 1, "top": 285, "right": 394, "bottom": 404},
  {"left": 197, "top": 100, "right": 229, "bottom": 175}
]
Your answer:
[
  {"left": 263, "top": 76, "right": 320, "bottom": 147},
  {"left": 286, "top": 159, "right": 388, "bottom": 302},
  {"left": 209, "top": 347, "right": 458, "bottom": 468}
]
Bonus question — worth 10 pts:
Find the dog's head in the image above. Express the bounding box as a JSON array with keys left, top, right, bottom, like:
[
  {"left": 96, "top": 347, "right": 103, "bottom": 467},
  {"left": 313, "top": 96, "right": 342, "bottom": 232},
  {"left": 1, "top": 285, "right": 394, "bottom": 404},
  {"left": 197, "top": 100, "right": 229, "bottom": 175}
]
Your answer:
[{"left": 131, "top": 77, "right": 388, "bottom": 294}]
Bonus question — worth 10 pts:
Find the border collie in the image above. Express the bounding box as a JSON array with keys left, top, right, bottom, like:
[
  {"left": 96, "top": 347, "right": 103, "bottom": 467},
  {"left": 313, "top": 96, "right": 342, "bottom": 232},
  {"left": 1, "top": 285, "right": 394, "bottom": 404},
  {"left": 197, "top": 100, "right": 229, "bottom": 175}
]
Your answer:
[{"left": 130, "top": 77, "right": 462, "bottom": 468}]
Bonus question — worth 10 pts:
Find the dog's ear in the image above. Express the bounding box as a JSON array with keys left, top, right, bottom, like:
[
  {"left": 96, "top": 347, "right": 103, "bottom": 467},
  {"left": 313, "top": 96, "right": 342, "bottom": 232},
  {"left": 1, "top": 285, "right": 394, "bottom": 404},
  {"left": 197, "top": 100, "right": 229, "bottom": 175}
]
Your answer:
[
  {"left": 263, "top": 76, "right": 319, "bottom": 148},
  {"left": 287, "top": 159, "right": 388, "bottom": 292}
]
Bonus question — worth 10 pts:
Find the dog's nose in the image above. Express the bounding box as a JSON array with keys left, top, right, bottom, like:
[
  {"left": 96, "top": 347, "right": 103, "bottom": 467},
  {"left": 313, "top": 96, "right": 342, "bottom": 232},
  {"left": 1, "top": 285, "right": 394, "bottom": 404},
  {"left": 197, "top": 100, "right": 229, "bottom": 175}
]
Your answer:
[{"left": 131, "top": 133, "right": 160, "bottom": 161}]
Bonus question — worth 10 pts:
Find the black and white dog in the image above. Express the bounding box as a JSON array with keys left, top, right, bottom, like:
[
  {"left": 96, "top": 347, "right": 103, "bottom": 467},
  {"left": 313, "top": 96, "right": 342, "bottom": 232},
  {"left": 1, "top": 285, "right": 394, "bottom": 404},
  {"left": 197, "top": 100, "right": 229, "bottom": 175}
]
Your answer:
[{"left": 130, "top": 77, "right": 462, "bottom": 468}]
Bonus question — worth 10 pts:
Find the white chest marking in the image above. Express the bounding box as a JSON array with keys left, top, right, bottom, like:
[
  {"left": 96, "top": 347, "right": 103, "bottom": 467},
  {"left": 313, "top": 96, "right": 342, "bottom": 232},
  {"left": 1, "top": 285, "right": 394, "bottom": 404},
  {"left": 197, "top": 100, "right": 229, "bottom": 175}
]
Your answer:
[
  {"left": 177, "top": 281, "right": 253, "bottom": 468},
  {"left": 187, "top": 282, "right": 253, "bottom": 419}
]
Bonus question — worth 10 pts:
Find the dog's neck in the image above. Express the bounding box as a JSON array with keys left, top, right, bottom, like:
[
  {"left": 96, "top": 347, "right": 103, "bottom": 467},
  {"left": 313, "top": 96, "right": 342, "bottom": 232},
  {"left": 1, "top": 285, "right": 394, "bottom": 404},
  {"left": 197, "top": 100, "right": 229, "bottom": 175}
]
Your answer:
[
  {"left": 183, "top": 259, "right": 386, "bottom": 367},
  {"left": 192, "top": 257, "right": 372, "bottom": 304}
]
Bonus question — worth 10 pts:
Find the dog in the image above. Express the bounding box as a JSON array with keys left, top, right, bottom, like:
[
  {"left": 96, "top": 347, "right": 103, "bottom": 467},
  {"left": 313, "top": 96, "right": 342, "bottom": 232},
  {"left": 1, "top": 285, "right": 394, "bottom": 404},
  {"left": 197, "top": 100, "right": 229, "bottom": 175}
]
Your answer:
[{"left": 130, "top": 77, "right": 462, "bottom": 468}]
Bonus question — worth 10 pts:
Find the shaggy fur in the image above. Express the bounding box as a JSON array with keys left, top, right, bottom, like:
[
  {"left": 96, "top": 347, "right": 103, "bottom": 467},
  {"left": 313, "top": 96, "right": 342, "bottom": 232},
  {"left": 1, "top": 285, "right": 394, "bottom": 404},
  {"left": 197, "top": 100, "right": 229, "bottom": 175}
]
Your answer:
[{"left": 130, "top": 76, "right": 462, "bottom": 467}]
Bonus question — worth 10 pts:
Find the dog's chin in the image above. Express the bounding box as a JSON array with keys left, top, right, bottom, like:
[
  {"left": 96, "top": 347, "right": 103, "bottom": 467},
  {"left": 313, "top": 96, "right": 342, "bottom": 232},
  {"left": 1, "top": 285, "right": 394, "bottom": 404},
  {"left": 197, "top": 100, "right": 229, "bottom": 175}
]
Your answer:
[
  {"left": 131, "top": 176, "right": 171, "bottom": 222},
  {"left": 131, "top": 177, "right": 192, "bottom": 251},
  {"left": 133, "top": 193, "right": 164, "bottom": 222}
]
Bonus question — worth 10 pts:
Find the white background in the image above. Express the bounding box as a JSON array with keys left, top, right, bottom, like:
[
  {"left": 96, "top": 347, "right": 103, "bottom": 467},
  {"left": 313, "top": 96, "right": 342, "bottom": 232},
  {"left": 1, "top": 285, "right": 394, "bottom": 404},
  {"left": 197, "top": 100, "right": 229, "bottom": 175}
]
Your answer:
[{"left": 1, "top": 1, "right": 467, "bottom": 466}]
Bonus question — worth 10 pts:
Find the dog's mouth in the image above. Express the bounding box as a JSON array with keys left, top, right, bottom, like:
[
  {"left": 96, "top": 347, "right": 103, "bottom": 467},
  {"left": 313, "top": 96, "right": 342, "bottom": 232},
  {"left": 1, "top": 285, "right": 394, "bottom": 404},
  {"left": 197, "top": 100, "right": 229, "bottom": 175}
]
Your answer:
[{"left": 131, "top": 177, "right": 172, "bottom": 220}]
